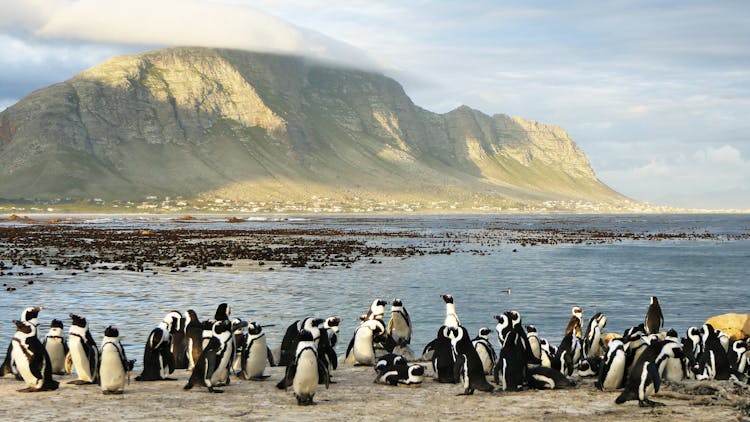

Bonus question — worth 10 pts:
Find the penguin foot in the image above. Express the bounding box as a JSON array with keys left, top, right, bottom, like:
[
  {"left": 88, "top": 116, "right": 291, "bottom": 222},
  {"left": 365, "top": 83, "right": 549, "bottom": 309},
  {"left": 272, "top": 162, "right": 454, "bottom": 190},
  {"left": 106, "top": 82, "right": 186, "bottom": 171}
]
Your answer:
[
  {"left": 67, "top": 380, "right": 92, "bottom": 385},
  {"left": 17, "top": 387, "right": 35, "bottom": 393},
  {"left": 638, "top": 399, "right": 665, "bottom": 407},
  {"left": 251, "top": 375, "right": 271, "bottom": 380},
  {"left": 208, "top": 387, "right": 224, "bottom": 393},
  {"left": 161, "top": 377, "right": 178, "bottom": 381},
  {"left": 457, "top": 389, "right": 475, "bottom": 396}
]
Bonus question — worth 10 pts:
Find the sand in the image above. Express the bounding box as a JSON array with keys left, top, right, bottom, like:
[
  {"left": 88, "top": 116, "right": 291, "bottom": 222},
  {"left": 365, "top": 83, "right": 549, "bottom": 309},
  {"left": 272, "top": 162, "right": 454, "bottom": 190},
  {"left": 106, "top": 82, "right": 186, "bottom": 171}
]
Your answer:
[{"left": 1, "top": 363, "right": 747, "bottom": 421}]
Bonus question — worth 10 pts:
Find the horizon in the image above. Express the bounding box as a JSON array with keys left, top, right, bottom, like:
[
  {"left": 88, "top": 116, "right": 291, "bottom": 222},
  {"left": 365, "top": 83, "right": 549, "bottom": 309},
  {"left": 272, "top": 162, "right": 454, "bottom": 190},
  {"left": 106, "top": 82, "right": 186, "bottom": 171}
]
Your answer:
[{"left": 1, "top": 1, "right": 748, "bottom": 210}]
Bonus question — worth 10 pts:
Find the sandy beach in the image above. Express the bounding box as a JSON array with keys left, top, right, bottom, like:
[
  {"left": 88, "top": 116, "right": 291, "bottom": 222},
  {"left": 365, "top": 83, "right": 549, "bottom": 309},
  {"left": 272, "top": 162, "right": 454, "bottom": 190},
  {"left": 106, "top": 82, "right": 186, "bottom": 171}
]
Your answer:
[{"left": 1, "top": 362, "right": 747, "bottom": 421}]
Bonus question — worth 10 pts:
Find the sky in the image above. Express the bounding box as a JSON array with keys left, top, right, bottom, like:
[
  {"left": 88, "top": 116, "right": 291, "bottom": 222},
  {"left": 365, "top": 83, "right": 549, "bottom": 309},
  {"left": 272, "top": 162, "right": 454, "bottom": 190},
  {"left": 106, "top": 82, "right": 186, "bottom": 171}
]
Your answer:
[{"left": 1, "top": 0, "right": 749, "bottom": 210}]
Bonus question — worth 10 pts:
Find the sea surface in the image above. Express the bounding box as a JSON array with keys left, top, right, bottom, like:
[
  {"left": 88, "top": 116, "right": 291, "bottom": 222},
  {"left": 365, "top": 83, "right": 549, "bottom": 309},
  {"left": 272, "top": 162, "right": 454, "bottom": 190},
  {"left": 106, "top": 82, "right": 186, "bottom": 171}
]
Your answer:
[{"left": 1, "top": 214, "right": 749, "bottom": 369}]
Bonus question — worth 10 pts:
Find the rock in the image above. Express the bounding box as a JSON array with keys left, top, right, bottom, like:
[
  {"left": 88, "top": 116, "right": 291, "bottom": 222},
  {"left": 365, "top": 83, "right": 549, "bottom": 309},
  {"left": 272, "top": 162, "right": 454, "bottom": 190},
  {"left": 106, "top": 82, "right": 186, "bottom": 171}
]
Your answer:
[{"left": 705, "top": 313, "right": 750, "bottom": 340}]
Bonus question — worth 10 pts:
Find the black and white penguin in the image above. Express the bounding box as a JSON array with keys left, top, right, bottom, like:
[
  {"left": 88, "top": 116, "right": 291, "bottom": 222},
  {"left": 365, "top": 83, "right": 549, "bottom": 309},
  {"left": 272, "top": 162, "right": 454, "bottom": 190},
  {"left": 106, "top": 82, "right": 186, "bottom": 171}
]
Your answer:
[
  {"left": 577, "top": 356, "right": 603, "bottom": 377},
  {"left": 622, "top": 323, "right": 648, "bottom": 373},
  {"left": 315, "top": 319, "right": 339, "bottom": 384},
  {"left": 365, "top": 299, "right": 388, "bottom": 321},
  {"left": 99, "top": 326, "right": 134, "bottom": 394},
  {"left": 279, "top": 329, "right": 329, "bottom": 405},
  {"left": 386, "top": 299, "right": 412, "bottom": 347},
  {"left": 596, "top": 338, "right": 627, "bottom": 391},
  {"left": 9, "top": 320, "right": 58, "bottom": 392},
  {"left": 556, "top": 331, "right": 581, "bottom": 376},
  {"left": 472, "top": 327, "right": 496, "bottom": 375},
  {"left": 1, "top": 305, "right": 43, "bottom": 377},
  {"left": 374, "top": 353, "right": 408, "bottom": 374},
  {"left": 214, "top": 303, "right": 231, "bottom": 321},
  {"left": 135, "top": 313, "right": 176, "bottom": 381},
  {"left": 167, "top": 310, "right": 188, "bottom": 370},
  {"left": 184, "top": 320, "right": 233, "bottom": 393},
  {"left": 279, "top": 317, "right": 325, "bottom": 366},
  {"left": 184, "top": 309, "right": 203, "bottom": 370},
  {"left": 67, "top": 313, "right": 99, "bottom": 385},
  {"left": 432, "top": 325, "right": 458, "bottom": 383},
  {"left": 230, "top": 318, "right": 248, "bottom": 374},
  {"left": 43, "top": 319, "right": 68, "bottom": 375},
  {"left": 728, "top": 340, "right": 748, "bottom": 374},
  {"left": 644, "top": 296, "right": 664, "bottom": 335},
  {"left": 616, "top": 339, "right": 684, "bottom": 407},
  {"left": 493, "top": 326, "right": 527, "bottom": 391},
  {"left": 526, "top": 325, "right": 542, "bottom": 363},
  {"left": 320, "top": 316, "right": 342, "bottom": 349},
  {"left": 564, "top": 306, "right": 584, "bottom": 338},
  {"left": 538, "top": 337, "right": 560, "bottom": 370},
  {"left": 442, "top": 294, "right": 460, "bottom": 327},
  {"left": 374, "top": 364, "right": 425, "bottom": 386},
  {"left": 345, "top": 319, "right": 386, "bottom": 366},
  {"left": 452, "top": 326, "right": 494, "bottom": 395},
  {"left": 692, "top": 323, "right": 731, "bottom": 380},
  {"left": 526, "top": 365, "right": 576, "bottom": 390},
  {"left": 662, "top": 329, "right": 686, "bottom": 382},
  {"left": 238, "top": 322, "right": 273, "bottom": 380},
  {"left": 210, "top": 318, "right": 238, "bottom": 387},
  {"left": 583, "top": 312, "right": 607, "bottom": 358}
]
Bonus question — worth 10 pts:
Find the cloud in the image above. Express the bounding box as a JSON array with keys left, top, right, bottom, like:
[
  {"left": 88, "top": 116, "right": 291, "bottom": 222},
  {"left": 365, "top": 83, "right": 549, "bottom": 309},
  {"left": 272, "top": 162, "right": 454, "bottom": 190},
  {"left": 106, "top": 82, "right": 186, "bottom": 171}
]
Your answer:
[{"left": 0, "top": 0, "right": 377, "bottom": 69}]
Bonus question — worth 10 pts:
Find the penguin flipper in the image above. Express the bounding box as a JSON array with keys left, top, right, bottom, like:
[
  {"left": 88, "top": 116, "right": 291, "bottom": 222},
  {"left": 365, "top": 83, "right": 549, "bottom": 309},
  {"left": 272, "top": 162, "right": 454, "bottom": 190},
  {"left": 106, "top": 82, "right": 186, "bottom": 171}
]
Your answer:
[
  {"left": 647, "top": 361, "right": 661, "bottom": 393},
  {"left": 454, "top": 354, "right": 466, "bottom": 385},
  {"left": 266, "top": 347, "right": 275, "bottom": 367},
  {"left": 422, "top": 339, "right": 436, "bottom": 356},
  {"left": 277, "top": 362, "right": 296, "bottom": 390},
  {"left": 345, "top": 335, "right": 355, "bottom": 359},
  {"left": 318, "top": 358, "right": 330, "bottom": 389}
]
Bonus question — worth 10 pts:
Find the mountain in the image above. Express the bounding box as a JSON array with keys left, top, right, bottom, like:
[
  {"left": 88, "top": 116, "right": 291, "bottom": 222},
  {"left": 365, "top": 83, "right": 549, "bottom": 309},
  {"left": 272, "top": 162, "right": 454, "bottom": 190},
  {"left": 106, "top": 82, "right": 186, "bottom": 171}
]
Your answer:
[{"left": 0, "top": 47, "right": 630, "bottom": 210}]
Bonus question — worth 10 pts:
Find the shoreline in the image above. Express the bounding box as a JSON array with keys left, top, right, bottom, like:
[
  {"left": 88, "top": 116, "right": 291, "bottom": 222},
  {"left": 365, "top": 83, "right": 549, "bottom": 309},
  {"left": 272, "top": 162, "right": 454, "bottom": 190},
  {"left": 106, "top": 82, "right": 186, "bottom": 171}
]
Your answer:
[{"left": 1, "top": 363, "right": 746, "bottom": 421}]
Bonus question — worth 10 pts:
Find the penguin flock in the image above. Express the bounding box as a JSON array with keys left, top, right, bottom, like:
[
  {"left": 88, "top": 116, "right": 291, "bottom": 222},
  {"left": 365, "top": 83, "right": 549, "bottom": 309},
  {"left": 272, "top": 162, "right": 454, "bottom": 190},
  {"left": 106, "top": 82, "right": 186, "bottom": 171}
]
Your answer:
[{"left": 1, "top": 295, "right": 749, "bottom": 409}]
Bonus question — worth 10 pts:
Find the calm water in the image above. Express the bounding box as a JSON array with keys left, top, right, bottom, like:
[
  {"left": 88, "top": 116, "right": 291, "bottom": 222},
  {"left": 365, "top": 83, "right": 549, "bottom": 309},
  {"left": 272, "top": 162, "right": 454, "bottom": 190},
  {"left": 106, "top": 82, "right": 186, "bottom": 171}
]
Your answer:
[{"left": 1, "top": 214, "right": 749, "bottom": 369}]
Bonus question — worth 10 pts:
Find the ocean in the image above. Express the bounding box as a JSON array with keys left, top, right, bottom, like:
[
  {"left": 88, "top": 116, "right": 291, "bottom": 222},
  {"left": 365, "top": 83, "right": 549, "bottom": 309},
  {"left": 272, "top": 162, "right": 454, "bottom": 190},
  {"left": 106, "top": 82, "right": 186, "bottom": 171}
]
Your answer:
[{"left": 1, "top": 213, "right": 748, "bottom": 368}]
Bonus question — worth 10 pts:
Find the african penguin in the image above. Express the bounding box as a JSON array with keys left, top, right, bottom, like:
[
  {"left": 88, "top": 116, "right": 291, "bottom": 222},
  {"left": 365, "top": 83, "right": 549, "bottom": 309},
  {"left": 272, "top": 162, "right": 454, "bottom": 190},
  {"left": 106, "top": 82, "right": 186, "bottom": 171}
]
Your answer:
[
  {"left": 184, "top": 320, "right": 233, "bottom": 393},
  {"left": 494, "top": 325, "right": 527, "bottom": 391},
  {"left": 135, "top": 313, "right": 176, "bottom": 381},
  {"left": 616, "top": 339, "right": 683, "bottom": 407},
  {"left": 526, "top": 325, "right": 542, "bottom": 363},
  {"left": 345, "top": 319, "right": 386, "bottom": 366},
  {"left": 596, "top": 338, "right": 626, "bottom": 391},
  {"left": 386, "top": 299, "right": 412, "bottom": 347},
  {"left": 442, "top": 294, "right": 461, "bottom": 327},
  {"left": 432, "top": 325, "right": 458, "bottom": 383},
  {"left": 526, "top": 366, "right": 576, "bottom": 390},
  {"left": 184, "top": 309, "right": 203, "bottom": 370},
  {"left": 279, "top": 329, "right": 329, "bottom": 405},
  {"left": 583, "top": 312, "right": 607, "bottom": 358},
  {"left": 374, "top": 353, "right": 408, "bottom": 374},
  {"left": 452, "top": 326, "right": 494, "bottom": 394},
  {"left": 564, "top": 306, "right": 584, "bottom": 338},
  {"left": 644, "top": 296, "right": 664, "bottom": 335},
  {"left": 99, "top": 326, "right": 134, "bottom": 394},
  {"left": 728, "top": 340, "right": 748, "bottom": 374},
  {"left": 374, "top": 364, "right": 425, "bottom": 386},
  {"left": 472, "top": 327, "right": 496, "bottom": 375},
  {"left": 67, "top": 313, "right": 99, "bottom": 385},
  {"left": 692, "top": 323, "right": 731, "bottom": 380},
  {"left": 238, "top": 322, "right": 273, "bottom": 380},
  {"left": 231, "top": 318, "right": 248, "bottom": 374},
  {"left": 9, "top": 320, "right": 58, "bottom": 392},
  {"left": 166, "top": 310, "right": 188, "bottom": 370},
  {"left": 278, "top": 317, "right": 325, "bottom": 367},
  {"left": 43, "top": 319, "right": 69, "bottom": 375},
  {"left": 1, "top": 305, "right": 43, "bottom": 378},
  {"left": 365, "top": 299, "right": 388, "bottom": 321}
]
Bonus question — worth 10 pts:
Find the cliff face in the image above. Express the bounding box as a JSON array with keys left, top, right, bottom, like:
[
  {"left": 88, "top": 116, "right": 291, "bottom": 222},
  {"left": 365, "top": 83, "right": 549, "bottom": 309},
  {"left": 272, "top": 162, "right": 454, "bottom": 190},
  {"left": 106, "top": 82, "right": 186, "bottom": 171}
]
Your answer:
[{"left": 0, "top": 47, "right": 625, "bottom": 205}]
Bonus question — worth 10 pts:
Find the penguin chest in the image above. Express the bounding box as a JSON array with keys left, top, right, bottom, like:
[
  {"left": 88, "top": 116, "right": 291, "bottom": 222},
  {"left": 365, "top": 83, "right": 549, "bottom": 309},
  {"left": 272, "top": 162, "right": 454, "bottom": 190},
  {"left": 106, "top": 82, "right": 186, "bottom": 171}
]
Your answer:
[
  {"left": 353, "top": 332, "right": 375, "bottom": 364},
  {"left": 293, "top": 351, "right": 318, "bottom": 395},
  {"left": 45, "top": 339, "right": 66, "bottom": 372},
  {"left": 69, "top": 338, "right": 93, "bottom": 381},
  {"left": 390, "top": 317, "right": 410, "bottom": 339},
  {"left": 602, "top": 354, "right": 625, "bottom": 390},
  {"left": 244, "top": 338, "right": 268, "bottom": 377},
  {"left": 100, "top": 347, "right": 126, "bottom": 391},
  {"left": 11, "top": 342, "right": 42, "bottom": 388},
  {"left": 474, "top": 344, "right": 493, "bottom": 374}
]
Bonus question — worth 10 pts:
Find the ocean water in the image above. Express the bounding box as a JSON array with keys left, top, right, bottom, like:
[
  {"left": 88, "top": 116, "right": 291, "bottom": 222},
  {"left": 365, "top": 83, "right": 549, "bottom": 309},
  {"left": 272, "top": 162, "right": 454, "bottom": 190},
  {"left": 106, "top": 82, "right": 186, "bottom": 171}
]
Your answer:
[{"left": 1, "top": 214, "right": 748, "bottom": 368}]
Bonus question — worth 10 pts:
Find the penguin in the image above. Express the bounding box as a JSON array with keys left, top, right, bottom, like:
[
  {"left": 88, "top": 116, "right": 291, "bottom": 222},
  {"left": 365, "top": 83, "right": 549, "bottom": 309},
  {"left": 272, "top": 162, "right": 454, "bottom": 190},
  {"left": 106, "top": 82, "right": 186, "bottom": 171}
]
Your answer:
[
  {"left": 644, "top": 296, "right": 664, "bottom": 335},
  {"left": 728, "top": 340, "right": 748, "bottom": 374},
  {"left": 167, "top": 311, "right": 188, "bottom": 370},
  {"left": 452, "top": 326, "right": 494, "bottom": 395},
  {"left": 526, "top": 325, "right": 542, "bottom": 363},
  {"left": 616, "top": 339, "right": 684, "bottom": 407},
  {"left": 67, "top": 313, "right": 99, "bottom": 385},
  {"left": 9, "top": 320, "right": 58, "bottom": 392},
  {"left": 279, "top": 317, "right": 325, "bottom": 367},
  {"left": 442, "top": 294, "right": 460, "bottom": 327},
  {"left": 135, "top": 313, "right": 176, "bottom": 381},
  {"left": 231, "top": 318, "right": 248, "bottom": 374},
  {"left": 539, "top": 337, "right": 561, "bottom": 371},
  {"left": 210, "top": 318, "right": 238, "bottom": 387},
  {"left": 583, "top": 312, "right": 607, "bottom": 358},
  {"left": 184, "top": 309, "right": 203, "bottom": 370},
  {"left": 365, "top": 299, "right": 387, "bottom": 321},
  {"left": 494, "top": 313, "right": 513, "bottom": 348},
  {"left": 494, "top": 327, "right": 527, "bottom": 391},
  {"left": 526, "top": 366, "right": 576, "bottom": 390},
  {"left": 564, "top": 306, "right": 584, "bottom": 338},
  {"left": 320, "top": 316, "right": 342, "bottom": 349},
  {"left": 716, "top": 329, "right": 730, "bottom": 354},
  {"left": 1, "top": 305, "right": 43, "bottom": 377},
  {"left": 315, "top": 320, "right": 339, "bottom": 384},
  {"left": 596, "top": 339, "right": 627, "bottom": 391},
  {"left": 577, "top": 356, "right": 603, "bottom": 377},
  {"left": 43, "top": 319, "right": 69, "bottom": 375},
  {"left": 214, "top": 303, "right": 231, "bottom": 321},
  {"left": 279, "top": 329, "right": 329, "bottom": 405},
  {"left": 386, "top": 299, "right": 412, "bottom": 347},
  {"left": 622, "top": 324, "right": 649, "bottom": 373},
  {"left": 99, "top": 326, "right": 134, "bottom": 394},
  {"left": 557, "top": 331, "right": 581, "bottom": 376},
  {"left": 374, "top": 364, "right": 425, "bottom": 386},
  {"left": 432, "top": 325, "right": 458, "bottom": 383},
  {"left": 693, "top": 323, "right": 731, "bottom": 380},
  {"left": 238, "top": 322, "right": 273, "bottom": 380},
  {"left": 662, "top": 329, "right": 686, "bottom": 382},
  {"left": 184, "top": 320, "right": 232, "bottom": 393},
  {"left": 472, "top": 327, "right": 496, "bottom": 375},
  {"left": 345, "top": 319, "right": 386, "bottom": 366},
  {"left": 374, "top": 353, "right": 408, "bottom": 374}
]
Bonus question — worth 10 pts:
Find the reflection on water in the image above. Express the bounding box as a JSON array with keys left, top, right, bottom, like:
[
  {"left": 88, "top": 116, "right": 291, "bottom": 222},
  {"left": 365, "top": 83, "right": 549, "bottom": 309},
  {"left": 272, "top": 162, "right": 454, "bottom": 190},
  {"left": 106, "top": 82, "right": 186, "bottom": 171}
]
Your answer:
[{"left": 1, "top": 214, "right": 749, "bottom": 370}]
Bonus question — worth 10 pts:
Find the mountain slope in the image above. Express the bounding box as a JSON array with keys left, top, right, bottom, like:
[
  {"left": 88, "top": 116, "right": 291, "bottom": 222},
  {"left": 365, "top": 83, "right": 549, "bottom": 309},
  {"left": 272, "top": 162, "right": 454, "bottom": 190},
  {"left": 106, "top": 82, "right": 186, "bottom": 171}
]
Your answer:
[{"left": 0, "top": 47, "right": 627, "bottom": 208}]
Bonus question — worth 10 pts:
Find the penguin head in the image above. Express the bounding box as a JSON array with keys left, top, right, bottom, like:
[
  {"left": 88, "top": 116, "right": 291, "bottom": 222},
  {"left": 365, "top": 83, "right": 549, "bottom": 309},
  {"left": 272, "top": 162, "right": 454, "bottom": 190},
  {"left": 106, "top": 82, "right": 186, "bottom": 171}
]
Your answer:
[
  {"left": 478, "top": 327, "right": 492, "bottom": 338},
  {"left": 408, "top": 364, "right": 425, "bottom": 377},
  {"left": 13, "top": 320, "right": 34, "bottom": 335},
  {"left": 650, "top": 296, "right": 659, "bottom": 305},
  {"left": 214, "top": 303, "right": 231, "bottom": 321},
  {"left": 307, "top": 318, "right": 326, "bottom": 329},
  {"left": 526, "top": 325, "right": 538, "bottom": 334},
  {"left": 231, "top": 318, "right": 248, "bottom": 333},
  {"left": 441, "top": 294, "right": 454, "bottom": 304},
  {"left": 104, "top": 325, "right": 119, "bottom": 338},
  {"left": 247, "top": 322, "right": 263, "bottom": 335},
  {"left": 163, "top": 310, "right": 183, "bottom": 333},
  {"left": 392, "top": 299, "right": 403, "bottom": 307},
  {"left": 212, "top": 320, "right": 231, "bottom": 335},
  {"left": 572, "top": 306, "right": 583, "bottom": 319},
  {"left": 186, "top": 309, "right": 199, "bottom": 323},
  {"left": 70, "top": 313, "right": 87, "bottom": 328},
  {"left": 50, "top": 319, "right": 64, "bottom": 329},
  {"left": 509, "top": 310, "right": 522, "bottom": 327},
  {"left": 666, "top": 328, "right": 679, "bottom": 339}
]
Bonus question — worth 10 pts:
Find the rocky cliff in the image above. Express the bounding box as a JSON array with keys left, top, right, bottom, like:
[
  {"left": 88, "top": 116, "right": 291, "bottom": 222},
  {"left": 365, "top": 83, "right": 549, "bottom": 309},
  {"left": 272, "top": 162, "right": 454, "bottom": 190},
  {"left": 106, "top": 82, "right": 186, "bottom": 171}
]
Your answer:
[{"left": 0, "top": 47, "right": 627, "bottom": 209}]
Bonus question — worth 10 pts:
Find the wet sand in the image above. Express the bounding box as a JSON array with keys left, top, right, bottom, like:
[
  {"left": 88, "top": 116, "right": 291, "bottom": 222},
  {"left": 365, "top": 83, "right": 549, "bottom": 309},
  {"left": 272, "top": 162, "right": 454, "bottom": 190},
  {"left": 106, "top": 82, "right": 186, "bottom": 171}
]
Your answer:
[{"left": 1, "top": 363, "right": 746, "bottom": 421}]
